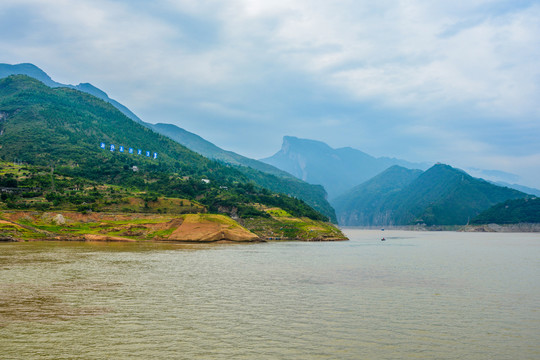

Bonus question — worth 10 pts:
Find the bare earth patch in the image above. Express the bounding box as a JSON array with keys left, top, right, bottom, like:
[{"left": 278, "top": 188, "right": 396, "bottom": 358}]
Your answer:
[{"left": 168, "top": 214, "right": 260, "bottom": 242}]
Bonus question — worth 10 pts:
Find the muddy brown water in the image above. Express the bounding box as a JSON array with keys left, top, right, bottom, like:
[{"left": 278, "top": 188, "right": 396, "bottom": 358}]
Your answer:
[{"left": 1, "top": 230, "right": 539, "bottom": 359}]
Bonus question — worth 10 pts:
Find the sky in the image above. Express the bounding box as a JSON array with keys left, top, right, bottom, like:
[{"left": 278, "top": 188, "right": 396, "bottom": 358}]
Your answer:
[{"left": 1, "top": 0, "right": 539, "bottom": 187}]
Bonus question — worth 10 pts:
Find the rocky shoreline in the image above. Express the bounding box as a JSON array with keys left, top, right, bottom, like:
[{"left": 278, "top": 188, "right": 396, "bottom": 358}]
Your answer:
[
  {"left": 342, "top": 223, "right": 540, "bottom": 233},
  {"left": 459, "top": 223, "right": 540, "bottom": 233}
]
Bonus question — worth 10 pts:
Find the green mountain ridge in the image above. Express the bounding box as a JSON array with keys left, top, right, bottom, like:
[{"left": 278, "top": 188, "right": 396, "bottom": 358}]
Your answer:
[
  {"left": 334, "top": 164, "right": 528, "bottom": 226},
  {"left": 0, "top": 63, "right": 336, "bottom": 222},
  {"left": 261, "top": 136, "right": 430, "bottom": 199},
  {"left": 333, "top": 165, "right": 423, "bottom": 225},
  {"left": 149, "top": 123, "right": 336, "bottom": 222},
  {"left": 0, "top": 63, "right": 145, "bottom": 125},
  {"left": 0, "top": 75, "right": 328, "bottom": 223},
  {"left": 471, "top": 198, "right": 540, "bottom": 224}
]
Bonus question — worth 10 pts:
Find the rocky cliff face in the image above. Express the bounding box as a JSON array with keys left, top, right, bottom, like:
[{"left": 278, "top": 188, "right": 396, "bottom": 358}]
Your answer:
[{"left": 261, "top": 136, "right": 429, "bottom": 199}]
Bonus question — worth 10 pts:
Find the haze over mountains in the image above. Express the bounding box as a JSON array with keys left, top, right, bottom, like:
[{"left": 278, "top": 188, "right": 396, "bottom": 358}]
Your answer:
[
  {"left": 261, "top": 136, "right": 431, "bottom": 199},
  {"left": 149, "top": 123, "right": 337, "bottom": 221},
  {"left": 0, "top": 75, "right": 334, "bottom": 226},
  {"left": 333, "top": 164, "right": 528, "bottom": 226},
  {"left": 0, "top": 63, "right": 336, "bottom": 222},
  {"left": 1, "top": 63, "right": 536, "bottom": 227},
  {"left": 0, "top": 63, "right": 145, "bottom": 126},
  {"left": 258, "top": 135, "right": 538, "bottom": 226}
]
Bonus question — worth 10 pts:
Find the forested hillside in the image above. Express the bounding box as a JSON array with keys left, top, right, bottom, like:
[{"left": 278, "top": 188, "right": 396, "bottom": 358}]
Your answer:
[{"left": 0, "top": 75, "right": 327, "bottom": 222}]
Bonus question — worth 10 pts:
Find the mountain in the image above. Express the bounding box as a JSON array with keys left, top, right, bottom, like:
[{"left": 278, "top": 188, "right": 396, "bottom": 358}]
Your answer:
[
  {"left": 0, "top": 63, "right": 61, "bottom": 87},
  {"left": 333, "top": 166, "right": 423, "bottom": 225},
  {"left": 149, "top": 123, "right": 336, "bottom": 222},
  {"left": 0, "top": 75, "right": 199, "bottom": 170},
  {"left": 261, "top": 136, "right": 430, "bottom": 199},
  {"left": 489, "top": 181, "right": 540, "bottom": 197},
  {"left": 334, "top": 164, "right": 528, "bottom": 226},
  {"left": 0, "top": 75, "right": 331, "bottom": 225},
  {"left": 471, "top": 198, "right": 540, "bottom": 224},
  {"left": 0, "top": 63, "right": 145, "bottom": 125},
  {"left": 150, "top": 123, "right": 292, "bottom": 177},
  {"left": 0, "top": 63, "right": 336, "bottom": 222}
]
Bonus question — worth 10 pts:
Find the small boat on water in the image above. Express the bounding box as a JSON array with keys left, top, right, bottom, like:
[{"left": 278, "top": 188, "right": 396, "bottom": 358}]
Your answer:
[{"left": 381, "top": 237, "right": 386, "bottom": 241}]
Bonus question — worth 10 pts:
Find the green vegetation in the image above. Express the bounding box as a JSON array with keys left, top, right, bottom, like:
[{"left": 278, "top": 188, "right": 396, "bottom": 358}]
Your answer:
[
  {"left": 0, "top": 212, "right": 179, "bottom": 241},
  {"left": 0, "top": 75, "right": 344, "bottom": 242},
  {"left": 262, "top": 136, "right": 428, "bottom": 199},
  {"left": 471, "top": 197, "right": 540, "bottom": 224},
  {"left": 0, "top": 208, "right": 347, "bottom": 243},
  {"left": 241, "top": 207, "right": 347, "bottom": 241},
  {"left": 150, "top": 123, "right": 337, "bottom": 222},
  {"left": 333, "top": 165, "right": 423, "bottom": 225},
  {"left": 234, "top": 166, "right": 336, "bottom": 222},
  {"left": 0, "top": 220, "right": 48, "bottom": 241},
  {"left": 0, "top": 75, "right": 331, "bottom": 222},
  {"left": 334, "top": 164, "right": 529, "bottom": 226}
]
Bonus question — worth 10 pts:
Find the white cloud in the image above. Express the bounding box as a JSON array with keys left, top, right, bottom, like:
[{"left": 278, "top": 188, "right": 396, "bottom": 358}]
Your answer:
[
  {"left": 1, "top": 0, "right": 539, "bottom": 186},
  {"left": 241, "top": 0, "right": 540, "bottom": 119},
  {"left": 4, "top": 0, "right": 538, "bottom": 118}
]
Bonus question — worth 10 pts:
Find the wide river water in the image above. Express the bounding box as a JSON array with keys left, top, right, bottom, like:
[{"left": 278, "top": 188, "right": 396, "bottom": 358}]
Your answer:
[{"left": 0, "top": 229, "right": 539, "bottom": 359}]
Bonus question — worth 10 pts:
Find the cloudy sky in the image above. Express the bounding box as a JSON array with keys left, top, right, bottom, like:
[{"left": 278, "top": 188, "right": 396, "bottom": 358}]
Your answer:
[{"left": 1, "top": 0, "right": 539, "bottom": 187}]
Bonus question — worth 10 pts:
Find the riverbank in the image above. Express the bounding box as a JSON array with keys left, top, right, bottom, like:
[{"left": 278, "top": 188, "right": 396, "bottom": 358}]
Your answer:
[
  {"left": 342, "top": 223, "right": 540, "bottom": 233},
  {"left": 0, "top": 210, "right": 348, "bottom": 242},
  {"left": 459, "top": 223, "right": 540, "bottom": 232}
]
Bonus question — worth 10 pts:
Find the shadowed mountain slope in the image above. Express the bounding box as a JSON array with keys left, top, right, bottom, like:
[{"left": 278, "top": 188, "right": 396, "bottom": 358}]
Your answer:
[
  {"left": 261, "top": 136, "right": 430, "bottom": 199},
  {"left": 0, "top": 75, "right": 329, "bottom": 222},
  {"left": 0, "top": 63, "right": 336, "bottom": 222},
  {"left": 472, "top": 198, "right": 540, "bottom": 224},
  {"left": 334, "top": 164, "right": 528, "bottom": 226}
]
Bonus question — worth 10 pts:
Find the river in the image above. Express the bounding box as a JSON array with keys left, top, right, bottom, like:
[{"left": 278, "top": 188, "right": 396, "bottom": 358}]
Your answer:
[{"left": 1, "top": 229, "right": 539, "bottom": 359}]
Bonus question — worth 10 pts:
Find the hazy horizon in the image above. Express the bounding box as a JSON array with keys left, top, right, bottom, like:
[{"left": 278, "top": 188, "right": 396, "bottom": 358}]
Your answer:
[{"left": 1, "top": 1, "right": 539, "bottom": 187}]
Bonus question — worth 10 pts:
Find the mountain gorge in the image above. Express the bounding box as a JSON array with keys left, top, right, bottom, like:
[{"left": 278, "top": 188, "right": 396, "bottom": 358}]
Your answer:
[
  {"left": 261, "top": 136, "right": 430, "bottom": 199},
  {"left": 332, "top": 165, "right": 423, "bottom": 226},
  {"left": 2, "top": 63, "right": 534, "bottom": 229},
  {"left": 334, "top": 164, "right": 528, "bottom": 226},
  {"left": 0, "top": 75, "right": 346, "bottom": 241},
  {"left": 0, "top": 63, "right": 336, "bottom": 222},
  {"left": 149, "top": 124, "right": 336, "bottom": 222}
]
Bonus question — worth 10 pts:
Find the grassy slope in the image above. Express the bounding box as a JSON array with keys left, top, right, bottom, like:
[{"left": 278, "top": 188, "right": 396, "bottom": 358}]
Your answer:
[
  {"left": 241, "top": 207, "right": 347, "bottom": 241},
  {"left": 0, "top": 76, "right": 345, "bottom": 240},
  {"left": 0, "top": 209, "right": 347, "bottom": 242},
  {"left": 0, "top": 75, "right": 330, "bottom": 222},
  {"left": 150, "top": 123, "right": 337, "bottom": 222},
  {"left": 0, "top": 159, "right": 345, "bottom": 241}
]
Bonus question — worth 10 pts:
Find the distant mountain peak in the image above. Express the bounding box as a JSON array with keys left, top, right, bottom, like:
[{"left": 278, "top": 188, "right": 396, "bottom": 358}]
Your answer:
[
  {"left": 261, "top": 136, "right": 430, "bottom": 198},
  {"left": 74, "top": 82, "right": 109, "bottom": 99},
  {"left": 0, "top": 63, "right": 59, "bottom": 87},
  {"left": 280, "top": 136, "right": 334, "bottom": 154},
  {"left": 334, "top": 162, "right": 527, "bottom": 226},
  {"left": 0, "top": 62, "right": 145, "bottom": 125}
]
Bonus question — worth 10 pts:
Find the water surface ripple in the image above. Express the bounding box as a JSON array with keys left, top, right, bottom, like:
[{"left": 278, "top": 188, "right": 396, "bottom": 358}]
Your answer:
[{"left": 1, "top": 230, "right": 539, "bottom": 359}]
